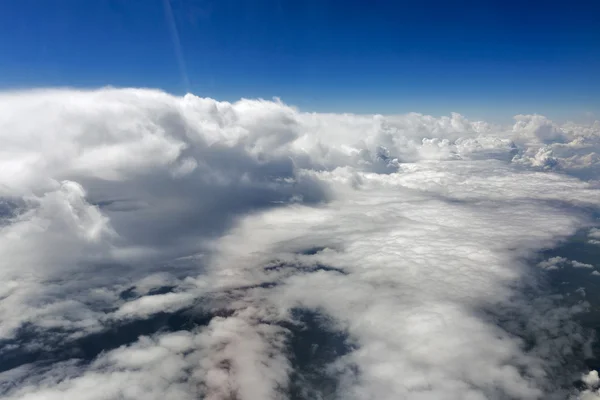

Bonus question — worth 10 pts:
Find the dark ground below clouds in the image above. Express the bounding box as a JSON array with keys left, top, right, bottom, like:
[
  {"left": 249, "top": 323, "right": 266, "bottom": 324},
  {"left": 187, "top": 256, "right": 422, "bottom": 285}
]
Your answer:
[
  {"left": 537, "top": 226, "right": 600, "bottom": 389},
  {"left": 2, "top": 232, "right": 600, "bottom": 398},
  {"left": 0, "top": 282, "right": 354, "bottom": 399}
]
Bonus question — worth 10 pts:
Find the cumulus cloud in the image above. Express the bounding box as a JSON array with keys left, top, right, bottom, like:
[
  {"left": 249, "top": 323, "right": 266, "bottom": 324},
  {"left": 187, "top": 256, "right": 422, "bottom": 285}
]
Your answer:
[
  {"left": 511, "top": 116, "right": 600, "bottom": 179},
  {"left": 576, "top": 370, "right": 600, "bottom": 399},
  {"left": 538, "top": 256, "right": 569, "bottom": 270},
  {"left": 589, "top": 228, "right": 600, "bottom": 245},
  {"left": 537, "top": 257, "right": 595, "bottom": 270},
  {"left": 1, "top": 88, "right": 600, "bottom": 399},
  {"left": 572, "top": 261, "right": 594, "bottom": 269}
]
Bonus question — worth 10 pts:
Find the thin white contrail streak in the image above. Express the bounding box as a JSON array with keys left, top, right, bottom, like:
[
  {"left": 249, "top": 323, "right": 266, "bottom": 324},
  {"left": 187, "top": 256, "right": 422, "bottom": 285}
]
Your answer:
[{"left": 163, "top": 0, "right": 191, "bottom": 93}]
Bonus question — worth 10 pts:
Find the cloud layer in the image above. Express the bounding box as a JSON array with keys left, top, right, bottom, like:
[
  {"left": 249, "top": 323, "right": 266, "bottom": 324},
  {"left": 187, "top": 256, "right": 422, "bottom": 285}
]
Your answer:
[{"left": 1, "top": 88, "right": 600, "bottom": 399}]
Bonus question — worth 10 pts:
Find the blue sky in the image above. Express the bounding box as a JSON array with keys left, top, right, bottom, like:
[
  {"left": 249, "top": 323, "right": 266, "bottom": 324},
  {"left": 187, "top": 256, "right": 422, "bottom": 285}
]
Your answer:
[{"left": 1, "top": 0, "right": 599, "bottom": 122}]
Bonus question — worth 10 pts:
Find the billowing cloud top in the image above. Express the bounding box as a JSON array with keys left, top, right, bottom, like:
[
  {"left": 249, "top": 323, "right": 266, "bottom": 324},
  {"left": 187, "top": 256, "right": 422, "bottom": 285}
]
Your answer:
[{"left": 1, "top": 88, "right": 600, "bottom": 400}]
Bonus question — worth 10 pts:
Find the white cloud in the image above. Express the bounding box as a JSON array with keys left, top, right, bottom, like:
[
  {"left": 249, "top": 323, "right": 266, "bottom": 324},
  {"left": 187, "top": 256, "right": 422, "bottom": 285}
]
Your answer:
[
  {"left": 1, "top": 88, "right": 600, "bottom": 399},
  {"left": 577, "top": 370, "right": 600, "bottom": 400},
  {"left": 536, "top": 257, "right": 595, "bottom": 270},
  {"left": 113, "top": 292, "right": 196, "bottom": 320},
  {"left": 538, "top": 256, "right": 568, "bottom": 270},
  {"left": 572, "top": 261, "right": 594, "bottom": 269},
  {"left": 511, "top": 117, "right": 600, "bottom": 179},
  {"left": 583, "top": 370, "right": 600, "bottom": 387}
]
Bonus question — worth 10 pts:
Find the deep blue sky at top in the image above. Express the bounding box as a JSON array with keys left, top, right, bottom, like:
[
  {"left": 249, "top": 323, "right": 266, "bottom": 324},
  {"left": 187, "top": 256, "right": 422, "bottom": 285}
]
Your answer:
[{"left": 1, "top": 0, "right": 599, "bottom": 121}]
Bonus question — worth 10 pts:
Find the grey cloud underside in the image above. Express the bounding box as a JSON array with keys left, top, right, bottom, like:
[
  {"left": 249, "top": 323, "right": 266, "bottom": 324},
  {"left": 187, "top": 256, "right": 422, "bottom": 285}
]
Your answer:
[{"left": 1, "top": 88, "right": 600, "bottom": 399}]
